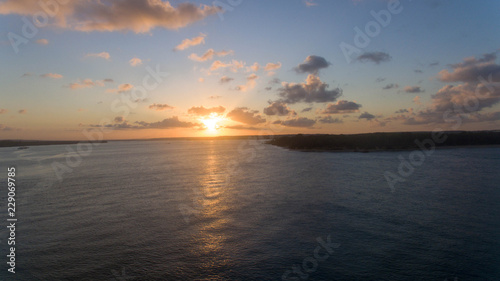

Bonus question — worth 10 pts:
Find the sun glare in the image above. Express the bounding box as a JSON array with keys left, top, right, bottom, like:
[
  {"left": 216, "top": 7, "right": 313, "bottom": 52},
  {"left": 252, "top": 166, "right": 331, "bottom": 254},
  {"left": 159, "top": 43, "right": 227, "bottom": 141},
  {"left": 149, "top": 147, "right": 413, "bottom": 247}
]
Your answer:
[{"left": 201, "top": 113, "right": 223, "bottom": 131}]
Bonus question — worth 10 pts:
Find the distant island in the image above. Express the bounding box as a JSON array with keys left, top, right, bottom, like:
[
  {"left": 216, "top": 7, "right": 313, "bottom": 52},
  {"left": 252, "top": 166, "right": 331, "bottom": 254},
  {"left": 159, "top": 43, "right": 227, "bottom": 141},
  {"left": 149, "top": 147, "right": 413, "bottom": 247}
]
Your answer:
[
  {"left": 267, "top": 131, "right": 500, "bottom": 152},
  {"left": 0, "top": 140, "right": 107, "bottom": 148}
]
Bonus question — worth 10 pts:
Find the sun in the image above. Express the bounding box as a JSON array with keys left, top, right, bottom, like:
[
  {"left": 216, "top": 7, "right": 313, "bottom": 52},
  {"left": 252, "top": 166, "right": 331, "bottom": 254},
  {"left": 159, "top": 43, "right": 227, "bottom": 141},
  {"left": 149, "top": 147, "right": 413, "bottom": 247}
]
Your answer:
[{"left": 201, "top": 113, "right": 223, "bottom": 131}]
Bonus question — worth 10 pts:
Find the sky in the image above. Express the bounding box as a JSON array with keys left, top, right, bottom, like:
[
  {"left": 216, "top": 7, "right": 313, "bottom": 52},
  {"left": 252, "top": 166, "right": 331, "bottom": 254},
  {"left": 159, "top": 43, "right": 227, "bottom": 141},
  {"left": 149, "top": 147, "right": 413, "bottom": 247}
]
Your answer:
[{"left": 0, "top": 0, "right": 500, "bottom": 140}]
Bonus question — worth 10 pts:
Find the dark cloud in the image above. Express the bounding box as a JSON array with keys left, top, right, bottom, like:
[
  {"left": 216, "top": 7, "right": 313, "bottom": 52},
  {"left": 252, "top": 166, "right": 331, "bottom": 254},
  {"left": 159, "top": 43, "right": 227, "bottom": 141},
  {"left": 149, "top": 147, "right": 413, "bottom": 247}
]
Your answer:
[
  {"left": 356, "top": 52, "right": 391, "bottom": 64},
  {"left": 188, "top": 106, "right": 225, "bottom": 116},
  {"left": 383, "top": 83, "right": 399, "bottom": 90},
  {"left": 265, "top": 87, "right": 272, "bottom": 91},
  {"left": 301, "top": 107, "right": 313, "bottom": 112},
  {"left": 359, "top": 112, "right": 376, "bottom": 120},
  {"left": 438, "top": 52, "right": 500, "bottom": 83},
  {"left": 114, "top": 116, "right": 124, "bottom": 123},
  {"left": 149, "top": 103, "right": 174, "bottom": 111},
  {"left": 294, "top": 55, "right": 330, "bottom": 74},
  {"left": 318, "top": 116, "right": 343, "bottom": 124},
  {"left": 375, "top": 77, "right": 386, "bottom": 83},
  {"left": 278, "top": 74, "right": 342, "bottom": 104},
  {"left": 414, "top": 69, "right": 423, "bottom": 73},
  {"left": 219, "top": 76, "right": 234, "bottom": 84},
  {"left": 91, "top": 117, "right": 199, "bottom": 129},
  {"left": 227, "top": 107, "right": 266, "bottom": 125},
  {"left": 320, "top": 100, "right": 361, "bottom": 114},
  {"left": 263, "top": 102, "right": 296, "bottom": 116},
  {"left": 395, "top": 109, "right": 409, "bottom": 114},
  {"left": 404, "top": 86, "right": 425, "bottom": 93},
  {"left": 275, "top": 117, "right": 316, "bottom": 127},
  {"left": 429, "top": 61, "right": 439, "bottom": 67}
]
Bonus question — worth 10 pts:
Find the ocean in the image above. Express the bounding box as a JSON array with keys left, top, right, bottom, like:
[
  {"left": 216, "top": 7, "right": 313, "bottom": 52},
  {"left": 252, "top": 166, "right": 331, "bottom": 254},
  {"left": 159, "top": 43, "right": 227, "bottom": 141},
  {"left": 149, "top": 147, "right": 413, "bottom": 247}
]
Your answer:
[{"left": 0, "top": 139, "right": 499, "bottom": 280}]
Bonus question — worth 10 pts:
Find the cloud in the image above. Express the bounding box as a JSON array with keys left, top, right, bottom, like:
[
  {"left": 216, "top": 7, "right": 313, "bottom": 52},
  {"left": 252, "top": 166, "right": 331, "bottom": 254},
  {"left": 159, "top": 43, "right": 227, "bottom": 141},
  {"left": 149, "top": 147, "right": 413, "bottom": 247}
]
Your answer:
[
  {"left": 0, "top": 124, "right": 16, "bottom": 131},
  {"left": 275, "top": 117, "right": 316, "bottom": 127},
  {"left": 264, "top": 62, "right": 282, "bottom": 71},
  {"left": 277, "top": 74, "right": 342, "bottom": 104},
  {"left": 437, "top": 52, "right": 500, "bottom": 83},
  {"left": 404, "top": 86, "right": 425, "bottom": 93},
  {"left": 224, "top": 125, "right": 264, "bottom": 131},
  {"left": 318, "top": 116, "right": 343, "bottom": 124},
  {"left": 134, "top": 117, "right": 199, "bottom": 129},
  {"left": 208, "top": 95, "right": 221, "bottom": 99},
  {"left": 106, "top": 83, "right": 134, "bottom": 93},
  {"left": 413, "top": 96, "right": 421, "bottom": 105},
  {"left": 0, "top": 1, "right": 221, "bottom": 33},
  {"left": 302, "top": 107, "right": 313, "bottom": 112},
  {"left": 429, "top": 61, "right": 439, "bottom": 67},
  {"left": 295, "top": 55, "right": 330, "bottom": 74},
  {"left": 359, "top": 112, "right": 375, "bottom": 120},
  {"left": 149, "top": 103, "right": 174, "bottom": 111},
  {"left": 129, "top": 57, "right": 142, "bottom": 66},
  {"left": 18, "top": 109, "right": 26, "bottom": 114},
  {"left": 235, "top": 74, "right": 258, "bottom": 92},
  {"left": 68, "top": 78, "right": 110, "bottom": 89},
  {"left": 219, "top": 76, "right": 234, "bottom": 84},
  {"left": 114, "top": 116, "right": 124, "bottom": 123},
  {"left": 174, "top": 33, "right": 206, "bottom": 51},
  {"left": 227, "top": 107, "right": 266, "bottom": 125},
  {"left": 263, "top": 101, "right": 296, "bottom": 116},
  {"left": 40, "top": 73, "right": 63, "bottom": 79},
  {"left": 188, "top": 49, "right": 233, "bottom": 62},
  {"left": 414, "top": 69, "right": 423, "bottom": 73},
  {"left": 304, "top": 0, "right": 318, "bottom": 7},
  {"left": 188, "top": 106, "right": 225, "bottom": 116},
  {"left": 356, "top": 51, "right": 391, "bottom": 64},
  {"left": 36, "top": 39, "right": 49, "bottom": 45},
  {"left": 382, "top": 83, "right": 399, "bottom": 90},
  {"left": 0, "top": 109, "right": 7, "bottom": 114},
  {"left": 209, "top": 60, "right": 245, "bottom": 72},
  {"left": 320, "top": 100, "right": 361, "bottom": 114},
  {"left": 249, "top": 62, "right": 260, "bottom": 72},
  {"left": 375, "top": 77, "right": 386, "bottom": 83},
  {"left": 85, "top": 52, "right": 110, "bottom": 60},
  {"left": 395, "top": 109, "right": 409, "bottom": 114}
]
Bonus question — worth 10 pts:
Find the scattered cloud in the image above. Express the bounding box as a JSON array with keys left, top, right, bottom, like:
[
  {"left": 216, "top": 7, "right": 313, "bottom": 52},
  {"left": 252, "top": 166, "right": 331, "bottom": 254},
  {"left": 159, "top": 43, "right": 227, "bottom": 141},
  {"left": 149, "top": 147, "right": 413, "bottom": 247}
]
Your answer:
[
  {"left": 40, "top": 73, "right": 63, "bottom": 79},
  {"left": 304, "top": 0, "right": 318, "bottom": 7},
  {"left": 320, "top": 100, "right": 361, "bottom": 114},
  {"left": 68, "top": 79, "right": 111, "bottom": 89},
  {"left": 413, "top": 96, "right": 421, "bottom": 105},
  {"left": 395, "top": 108, "right": 409, "bottom": 114},
  {"left": 414, "top": 69, "right": 423, "bottom": 73},
  {"left": 188, "top": 106, "right": 225, "bottom": 116},
  {"left": 210, "top": 59, "right": 245, "bottom": 72},
  {"left": 382, "top": 83, "right": 399, "bottom": 90},
  {"left": 114, "top": 116, "right": 125, "bottom": 123},
  {"left": 219, "top": 76, "right": 234, "bottom": 84},
  {"left": 429, "top": 61, "right": 439, "bottom": 67},
  {"left": 264, "top": 62, "right": 282, "bottom": 71},
  {"left": 375, "top": 77, "right": 386, "bottom": 83},
  {"left": 188, "top": 49, "right": 233, "bottom": 62},
  {"left": 18, "top": 109, "right": 26, "bottom": 114},
  {"left": 106, "top": 83, "right": 134, "bottom": 93},
  {"left": 356, "top": 51, "right": 391, "bottom": 64},
  {"left": 174, "top": 33, "right": 206, "bottom": 51},
  {"left": 0, "top": 2, "right": 220, "bottom": 33},
  {"left": 359, "top": 112, "right": 375, "bottom": 120},
  {"left": 36, "top": 39, "right": 49, "bottom": 45},
  {"left": 227, "top": 107, "right": 266, "bottom": 125},
  {"left": 235, "top": 74, "right": 258, "bottom": 92},
  {"left": 275, "top": 117, "right": 316, "bottom": 127},
  {"left": 437, "top": 52, "right": 500, "bottom": 83},
  {"left": 134, "top": 117, "right": 199, "bottom": 128},
  {"left": 208, "top": 95, "right": 221, "bottom": 99},
  {"left": 404, "top": 86, "right": 425, "bottom": 93},
  {"left": 302, "top": 107, "right": 313, "bottom": 112},
  {"left": 277, "top": 74, "right": 342, "bottom": 104},
  {"left": 263, "top": 101, "right": 296, "bottom": 116},
  {"left": 318, "top": 116, "right": 343, "bottom": 124},
  {"left": 249, "top": 62, "right": 260, "bottom": 72},
  {"left": 85, "top": 52, "right": 110, "bottom": 60},
  {"left": 129, "top": 57, "right": 142, "bottom": 67},
  {"left": 295, "top": 55, "right": 330, "bottom": 74},
  {"left": 0, "top": 124, "right": 17, "bottom": 131},
  {"left": 149, "top": 103, "right": 174, "bottom": 111}
]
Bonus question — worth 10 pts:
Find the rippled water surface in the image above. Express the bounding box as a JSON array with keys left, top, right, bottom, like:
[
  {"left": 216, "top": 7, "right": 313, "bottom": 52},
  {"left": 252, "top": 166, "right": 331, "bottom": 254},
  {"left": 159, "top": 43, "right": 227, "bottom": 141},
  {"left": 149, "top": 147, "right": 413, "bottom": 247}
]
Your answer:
[{"left": 0, "top": 140, "right": 499, "bottom": 280}]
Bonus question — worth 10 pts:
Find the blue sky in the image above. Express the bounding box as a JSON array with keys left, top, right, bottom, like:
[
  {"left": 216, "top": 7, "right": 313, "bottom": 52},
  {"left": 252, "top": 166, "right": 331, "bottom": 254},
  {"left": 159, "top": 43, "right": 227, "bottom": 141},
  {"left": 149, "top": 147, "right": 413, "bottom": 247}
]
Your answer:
[{"left": 1, "top": 0, "right": 500, "bottom": 139}]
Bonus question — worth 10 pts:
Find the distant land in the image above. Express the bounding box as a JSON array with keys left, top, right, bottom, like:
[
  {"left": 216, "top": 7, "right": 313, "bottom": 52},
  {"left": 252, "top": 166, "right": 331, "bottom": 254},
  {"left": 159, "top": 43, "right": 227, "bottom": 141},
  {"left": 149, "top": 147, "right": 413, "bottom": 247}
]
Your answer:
[
  {"left": 267, "top": 131, "right": 500, "bottom": 152},
  {"left": 0, "top": 140, "right": 107, "bottom": 148}
]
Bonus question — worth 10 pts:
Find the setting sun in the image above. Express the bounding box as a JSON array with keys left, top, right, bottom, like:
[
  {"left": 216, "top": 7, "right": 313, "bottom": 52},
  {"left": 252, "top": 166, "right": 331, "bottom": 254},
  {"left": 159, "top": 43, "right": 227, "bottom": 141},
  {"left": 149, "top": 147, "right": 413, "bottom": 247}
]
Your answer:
[{"left": 201, "top": 113, "right": 223, "bottom": 131}]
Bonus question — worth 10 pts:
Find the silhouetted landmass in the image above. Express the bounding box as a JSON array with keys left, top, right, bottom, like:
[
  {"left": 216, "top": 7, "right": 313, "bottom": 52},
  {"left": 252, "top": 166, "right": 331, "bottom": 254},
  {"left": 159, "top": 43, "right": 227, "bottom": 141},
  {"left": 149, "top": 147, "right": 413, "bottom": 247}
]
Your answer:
[
  {"left": 267, "top": 131, "right": 500, "bottom": 152},
  {"left": 0, "top": 140, "right": 107, "bottom": 148}
]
